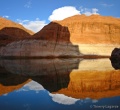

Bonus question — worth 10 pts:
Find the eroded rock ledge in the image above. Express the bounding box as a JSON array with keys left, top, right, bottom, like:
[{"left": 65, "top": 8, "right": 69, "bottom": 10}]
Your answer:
[{"left": 0, "top": 40, "right": 80, "bottom": 57}]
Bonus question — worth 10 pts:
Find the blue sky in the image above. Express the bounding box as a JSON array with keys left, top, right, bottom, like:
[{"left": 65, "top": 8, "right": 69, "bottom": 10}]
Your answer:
[{"left": 0, "top": 0, "right": 120, "bottom": 32}]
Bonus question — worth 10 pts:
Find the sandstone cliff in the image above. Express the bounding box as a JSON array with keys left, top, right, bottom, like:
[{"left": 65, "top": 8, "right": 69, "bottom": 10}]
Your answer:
[
  {"left": 33, "top": 15, "right": 120, "bottom": 44},
  {"left": 0, "top": 17, "right": 34, "bottom": 46},
  {"left": 1, "top": 15, "right": 120, "bottom": 56},
  {"left": 0, "top": 22, "right": 80, "bottom": 57},
  {"left": 31, "top": 15, "right": 120, "bottom": 56}
]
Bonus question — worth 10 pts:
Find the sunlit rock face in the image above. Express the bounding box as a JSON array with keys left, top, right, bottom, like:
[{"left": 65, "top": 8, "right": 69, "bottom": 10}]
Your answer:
[
  {"left": 33, "top": 15, "right": 120, "bottom": 56},
  {"left": 1, "top": 15, "right": 120, "bottom": 56},
  {"left": 54, "top": 15, "right": 120, "bottom": 44}
]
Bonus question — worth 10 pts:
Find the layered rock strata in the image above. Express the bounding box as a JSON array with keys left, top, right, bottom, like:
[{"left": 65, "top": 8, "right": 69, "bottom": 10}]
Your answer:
[
  {"left": 33, "top": 15, "right": 120, "bottom": 56},
  {"left": 1, "top": 15, "right": 120, "bottom": 56},
  {"left": 0, "top": 22, "right": 80, "bottom": 57}
]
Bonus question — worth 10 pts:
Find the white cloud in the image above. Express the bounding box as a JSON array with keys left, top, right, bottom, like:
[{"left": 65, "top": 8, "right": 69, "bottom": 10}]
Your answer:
[
  {"left": 24, "top": 80, "right": 45, "bottom": 92},
  {"left": 2, "top": 15, "right": 9, "bottom": 18},
  {"left": 24, "top": 0, "right": 32, "bottom": 8},
  {"left": 48, "top": 6, "right": 80, "bottom": 21},
  {"left": 49, "top": 93, "right": 79, "bottom": 105},
  {"left": 3, "top": 93, "right": 8, "bottom": 96},
  {"left": 48, "top": 6, "right": 100, "bottom": 21},
  {"left": 101, "top": 3, "right": 113, "bottom": 7},
  {"left": 17, "top": 18, "right": 46, "bottom": 32},
  {"left": 92, "top": 99, "right": 98, "bottom": 103},
  {"left": 17, "top": 80, "right": 45, "bottom": 93},
  {"left": 92, "top": 8, "right": 99, "bottom": 14},
  {"left": 80, "top": 7, "right": 99, "bottom": 16}
]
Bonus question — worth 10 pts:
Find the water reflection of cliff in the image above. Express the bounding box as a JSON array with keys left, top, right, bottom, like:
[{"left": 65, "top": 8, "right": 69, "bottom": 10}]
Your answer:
[
  {"left": 0, "top": 59, "right": 120, "bottom": 99},
  {"left": 0, "top": 58, "right": 79, "bottom": 94},
  {"left": 110, "top": 58, "right": 120, "bottom": 70}
]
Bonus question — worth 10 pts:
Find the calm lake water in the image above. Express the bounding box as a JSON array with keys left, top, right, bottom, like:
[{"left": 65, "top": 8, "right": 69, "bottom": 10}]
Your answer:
[{"left": 0, "top": 58, "right": 120, "bottom": 110}]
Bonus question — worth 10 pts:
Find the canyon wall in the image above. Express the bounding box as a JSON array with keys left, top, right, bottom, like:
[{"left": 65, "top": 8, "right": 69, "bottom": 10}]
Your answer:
[
  {"left": 0, "top": 22, "right": 80, "bottom": 57},
  {"left": 33, "top": 15, "right": 120, "bottom": 56},
  {"left": 0, "top": 15, "right": 120, "bottom": 56}
]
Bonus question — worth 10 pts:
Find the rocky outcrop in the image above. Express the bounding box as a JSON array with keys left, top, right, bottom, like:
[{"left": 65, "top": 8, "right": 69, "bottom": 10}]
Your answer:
[
  {"left": 33, "top": 15, "right": 120, "bottom": 44},
  {"left": 0, "top": 22, "right": 80, "bottom": 57},
  {"left": 1, "top": 15, "right": 120, "bottom": 56},
  {"left": 0, "top": 17, "right": 34, "bottom": 46},
  {"left": 0, "top": 40, "right": 80, "bottom": 57},
  {"left": 110, "top": 48, "right": 120, "bottom": 58},
  {"left": 110, "top": 48, "right": 120, "bottom": 69},
  {"left": 32, "top": 15, "right": 120, "bottom": 56}
]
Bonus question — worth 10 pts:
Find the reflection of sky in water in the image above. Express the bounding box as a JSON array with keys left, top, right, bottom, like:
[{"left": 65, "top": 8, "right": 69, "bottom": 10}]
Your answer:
[
  {"left": 0, "top": 58, "right": 120, "bottom": 110},
  {"left": 0, "top": 80, "right": 120, "bottom": 110}
]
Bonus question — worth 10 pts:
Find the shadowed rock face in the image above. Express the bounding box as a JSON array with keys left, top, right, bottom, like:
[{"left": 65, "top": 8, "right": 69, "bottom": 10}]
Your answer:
[
  {"left": 110, "top": 48, "right": 120, "bottom": 69},
  {"left": 0, "top": 58, "right": 80, "bottom": 93},
  {"left": 0, "top": 17, "right": 34, "bottom": 47},
  {"left": 110, "top": 59, "right": 120, "bottom": 70},
  {"left": 110, "top": 48, "right": 120, "bottom": 58},
  {"left": 0, "top": 17, "right": 33, "bottom": 35},
  {"left": 0, "top": 27, "right": 33, "bottom": 47},
  {"left": 0, "top": 23, "right": 80, "bottom": 57}
]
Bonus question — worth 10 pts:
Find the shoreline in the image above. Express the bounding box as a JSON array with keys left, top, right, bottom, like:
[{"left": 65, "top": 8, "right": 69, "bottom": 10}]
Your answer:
[{"left": 0, "top": 55, "right": 110, "bottom": 60}]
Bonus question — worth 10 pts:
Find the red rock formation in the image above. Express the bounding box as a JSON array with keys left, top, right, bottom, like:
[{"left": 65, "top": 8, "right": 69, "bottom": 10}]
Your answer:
[
  {"left": 1, "top": 15, "right": 120, "bottom": 56},
  {"left": 33, "top": 15, "right": 120, "bottom": 44},
  {"left": 33, "top": 22, "right": 70, "bottom": 43},
  {"left": 0, "top": 17, "right": 34, "bottom": 46},
  {"left": 0, "top": 22, "right": 80, "bottom": 57}
]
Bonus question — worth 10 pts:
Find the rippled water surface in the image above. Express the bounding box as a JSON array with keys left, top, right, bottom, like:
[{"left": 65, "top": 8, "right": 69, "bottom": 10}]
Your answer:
[{"left": 0, "top": 58, "right": 120, "bottom": 110}]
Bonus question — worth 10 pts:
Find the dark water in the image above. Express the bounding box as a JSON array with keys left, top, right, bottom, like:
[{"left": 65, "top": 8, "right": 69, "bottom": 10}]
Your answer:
[{"left": 0, "top": 58, "right": 120, "bottom": 110}]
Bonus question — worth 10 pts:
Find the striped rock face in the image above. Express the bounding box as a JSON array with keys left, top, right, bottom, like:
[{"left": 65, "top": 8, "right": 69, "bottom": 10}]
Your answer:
[{"left": 0, "top": 15, "right": 120, "bottom": 57}]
